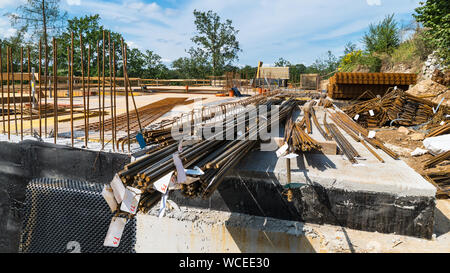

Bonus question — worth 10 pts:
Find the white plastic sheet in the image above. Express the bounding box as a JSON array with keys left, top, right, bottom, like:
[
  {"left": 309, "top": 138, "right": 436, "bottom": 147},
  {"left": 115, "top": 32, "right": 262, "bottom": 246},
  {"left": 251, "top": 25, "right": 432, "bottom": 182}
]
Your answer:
[{"left": 423, "top": 134, "right": 450, "bottom": 155}]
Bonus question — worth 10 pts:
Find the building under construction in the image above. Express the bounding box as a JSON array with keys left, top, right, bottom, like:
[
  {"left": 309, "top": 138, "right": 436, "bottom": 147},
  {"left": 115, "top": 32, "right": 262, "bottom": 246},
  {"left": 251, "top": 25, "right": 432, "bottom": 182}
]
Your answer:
[{"left": 0, "top": 32, "right": 449, "bottom": 254}]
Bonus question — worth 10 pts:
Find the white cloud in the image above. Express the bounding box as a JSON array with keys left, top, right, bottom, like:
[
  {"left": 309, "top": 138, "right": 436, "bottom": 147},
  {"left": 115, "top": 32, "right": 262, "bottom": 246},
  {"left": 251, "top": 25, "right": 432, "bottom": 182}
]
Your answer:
[
  {"left": 67, "top": 0, "right": 81, "bottom": 6},
  {"left": 0, "top": 17, "right": 17, "bottom": 39},
  {"left": 366, "top": 0, "right": 382, "bottom": 6}
]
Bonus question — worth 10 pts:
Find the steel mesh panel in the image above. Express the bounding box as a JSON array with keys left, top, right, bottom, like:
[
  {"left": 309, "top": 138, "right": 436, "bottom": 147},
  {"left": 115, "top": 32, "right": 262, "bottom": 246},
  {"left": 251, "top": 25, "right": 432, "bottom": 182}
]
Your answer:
[{"left": 20, "top": 178, "right": 136, "bottom": 253}]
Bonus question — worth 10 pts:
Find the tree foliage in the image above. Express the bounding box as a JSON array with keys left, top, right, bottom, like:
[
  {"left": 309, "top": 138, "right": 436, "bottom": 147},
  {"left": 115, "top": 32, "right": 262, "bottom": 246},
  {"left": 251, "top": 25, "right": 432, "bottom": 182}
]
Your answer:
[
  {"left": 191, "top": 10, "right": 241, "bottom": 76},
  {"left": 414, "top": 0, "right": 450, "bottom": 65},
  {"left": 362, "top": 14, "right": 400, "bottom": 54},
  {"left": 274, "top": 58, "right": 291, "bottom": 67},
  {"left": 172, "top": 48, "right": 212, "bottom": 79}
]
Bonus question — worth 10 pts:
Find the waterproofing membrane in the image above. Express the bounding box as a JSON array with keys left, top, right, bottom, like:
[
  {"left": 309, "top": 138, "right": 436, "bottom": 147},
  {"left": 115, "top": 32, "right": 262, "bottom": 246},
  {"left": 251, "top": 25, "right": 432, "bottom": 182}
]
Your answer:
[{"left": 19, "top": 178, "right": 136, "bottom": 253}]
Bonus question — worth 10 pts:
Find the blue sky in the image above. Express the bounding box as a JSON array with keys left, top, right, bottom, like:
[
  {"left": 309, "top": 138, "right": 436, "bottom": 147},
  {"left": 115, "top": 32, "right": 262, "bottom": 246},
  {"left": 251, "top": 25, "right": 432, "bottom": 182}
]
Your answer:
[{"left": 0, "top": 0, "right": 422, "bottom": 67}]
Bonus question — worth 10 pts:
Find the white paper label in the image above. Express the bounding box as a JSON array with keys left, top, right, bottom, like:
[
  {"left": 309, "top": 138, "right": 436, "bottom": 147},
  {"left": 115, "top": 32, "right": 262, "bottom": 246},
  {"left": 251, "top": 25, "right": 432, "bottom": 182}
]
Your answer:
[
  {"left": 103, "top": 217, "right": 127, "bottom": 247},
  {"left": 120, "top": 186, "right": 142, "bottom": 215},
  {"left": 153, "top": 171, "right": 173, "bottom": 194},
  {"left": 440, "top": 121, "right": 445, "bottom": 126},
  {"left": 281, "top": 153, "right": 298, "bottom": 159},
  {"left": 173, "top": 153, "right": 186, "bottom": 183},
  {"left": 110, "top": 174, "right": 126, "bottom": 204},
  {"left": 369, "top": 110, "right": 374, "bottom": 116},
  {"left": 102, "top": 184, "right": 118, "bottom": 212},
  {"left": 368, "top": 131, "right": 376, "bottom": 139},
  {"left": 276, "top": 143, "right": 289, "bottom": 157},
  {"left": 354, "top": 114, "right": 359, "bottom": 120}
]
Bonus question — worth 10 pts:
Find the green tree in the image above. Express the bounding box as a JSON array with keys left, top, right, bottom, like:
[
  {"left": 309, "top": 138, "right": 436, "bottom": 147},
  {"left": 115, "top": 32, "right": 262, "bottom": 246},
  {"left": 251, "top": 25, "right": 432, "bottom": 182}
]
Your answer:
[
  {"left": 58, "top": 14, "right": 124, "bottom": 77},
  {"left": 362, "top": 14, "right": 400, "bottom": 54},
  {"left": 414, "top": 0, "right": 450, "bottom": 65},
  {"left": 274, "top": 58, "right": 291, "bottom": 67},
  {"left": 172, "top": 48, "right": 212, "bottom": 79},
  {"left": 310, "top": 51, "right": 339, "bottom": 77},
  {"left": 142, "top": 50, "right": 168, "bottom": 79},
  {"left": 191, "top": 10, "right": 241, "bottom": 76}
]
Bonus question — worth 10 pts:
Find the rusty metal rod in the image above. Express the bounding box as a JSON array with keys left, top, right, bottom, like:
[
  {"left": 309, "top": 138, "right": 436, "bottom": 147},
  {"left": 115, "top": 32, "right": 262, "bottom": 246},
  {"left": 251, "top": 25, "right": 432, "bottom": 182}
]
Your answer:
[
  {"left": 87, "top": 43, "right": 91, "bottom": 145},
  {"left": 122, "top": 38, "right": 130, "bottom": 152},
  {"left": 27, "top": 47, "right": 32, "bottom": 135},
  {"left": 97, "top": 40, "right": 101, "bottom": 146},
  {"left": 112, "top": 42, "right": 117, "bottom": 150},
  {"left": 0, "top": 44, "right": 4, "bottom": 134},
  {"left": 20, "top": 47, "right": 23, "bottom": 140},
  {"left": 38, "top": 40, "right": 42, "bottom": 137},
  {"left": 10, "top": 47, "right": 18, "bottom": 135},
  {"left": 108, "top": 31, "right": 115, "bottom": 151},
  {"left": 53, "top": 37, "right": 58, "bottom": 144},
  {"left": 44, "top": 40, "right": 48, "bottom": 137},
  {"left": 80, "top": 33, "right": 87, "bottom": 147},
  {"left": 70, "top": 32, "right": 74, "bottom": 147},
  {"left": 102, "top": 30, "right": 106, "bottom": 149},
  {"left": 6, "top": 46, "right": 10, "bottom": 139}
]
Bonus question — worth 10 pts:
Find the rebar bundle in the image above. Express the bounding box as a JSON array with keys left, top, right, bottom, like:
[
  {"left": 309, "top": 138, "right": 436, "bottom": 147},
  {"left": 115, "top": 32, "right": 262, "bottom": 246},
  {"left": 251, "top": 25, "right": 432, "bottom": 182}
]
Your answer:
[
  {"left": 115, "top": 95, "right": 298, "bottom": 213},
  {"left": 343, "top": 88, "right": 443, "bottom": 128}
]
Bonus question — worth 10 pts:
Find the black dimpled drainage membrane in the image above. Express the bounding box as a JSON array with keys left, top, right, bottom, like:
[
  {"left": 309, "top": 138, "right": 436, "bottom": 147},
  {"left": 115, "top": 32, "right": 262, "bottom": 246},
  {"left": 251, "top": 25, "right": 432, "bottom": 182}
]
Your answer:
[{"left": 19, "top": 178, "right": 136, "bottom": 253}]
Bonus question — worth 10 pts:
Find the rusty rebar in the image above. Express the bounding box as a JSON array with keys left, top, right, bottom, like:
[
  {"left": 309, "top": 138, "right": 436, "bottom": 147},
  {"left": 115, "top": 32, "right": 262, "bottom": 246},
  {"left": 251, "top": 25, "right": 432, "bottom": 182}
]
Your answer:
[
  {"left": 20, "top": 47, "right": 23, "bottom": 140},
  {"left": 10, "top": 47, "right": 18, "bottom": 136},
  {"left": 87, "top": 43, "right": 91, "bottom": 145},
  {"left": 80, "top": 33, "right": 87, "bottom": 147},
  {"left": 121, "top": 38, "right": 130, "bottom": 152},
  {"left": 97, "top": 40, "right": 101, "bottom": 146},
  {"left": 70, "top": 32, "right": 74, "bottom": 147},
  {"left": 102, "top": 30, "right": 106, "bottom": 149},
  {"left": 0, "top": 43, "right": 4, "bottom": 134},
  {"left": 38, "top": 40, "right": 42, "bottom": 137},
  {"left": 44, "top": 41, "right": 48, "bottom": 137},
  {"left": 112, "top": 42, "right": 117, "bottom": 150},
  {"left": 27, "top": 48, "right": 32, "bottom": 135},
  {"left": 6, "top": 46, "right": 10, "bottom": 139},
  {"left": 108, "top": 31, "right": 115, "bottom": 151},
  {"left": 53, "top": 37, "right": 58, "bottom": 144}
]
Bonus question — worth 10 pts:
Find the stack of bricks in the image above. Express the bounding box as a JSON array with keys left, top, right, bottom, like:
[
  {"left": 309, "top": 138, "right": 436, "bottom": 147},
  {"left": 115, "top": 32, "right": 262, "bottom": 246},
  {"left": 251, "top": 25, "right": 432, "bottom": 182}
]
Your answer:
[{"left": 328, "top": 72, "right": 417, "bottom": 99}]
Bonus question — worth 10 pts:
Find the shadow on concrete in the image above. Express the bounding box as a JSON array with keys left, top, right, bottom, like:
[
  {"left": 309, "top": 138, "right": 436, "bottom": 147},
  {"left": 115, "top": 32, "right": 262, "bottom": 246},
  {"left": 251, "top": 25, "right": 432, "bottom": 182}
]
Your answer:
[
  {"left": 434, "top": 206, "right": 450, "bottom": 237},
  {"left": 223, "top": 212, "right": 316, "bottom": 253}
]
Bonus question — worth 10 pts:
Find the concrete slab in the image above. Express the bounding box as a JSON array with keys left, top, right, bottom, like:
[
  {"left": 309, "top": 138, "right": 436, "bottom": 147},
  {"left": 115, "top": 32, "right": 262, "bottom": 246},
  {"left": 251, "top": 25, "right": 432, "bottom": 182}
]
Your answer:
[{"left": 229, "top": 106, "right": 436, "bottom": 198}]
